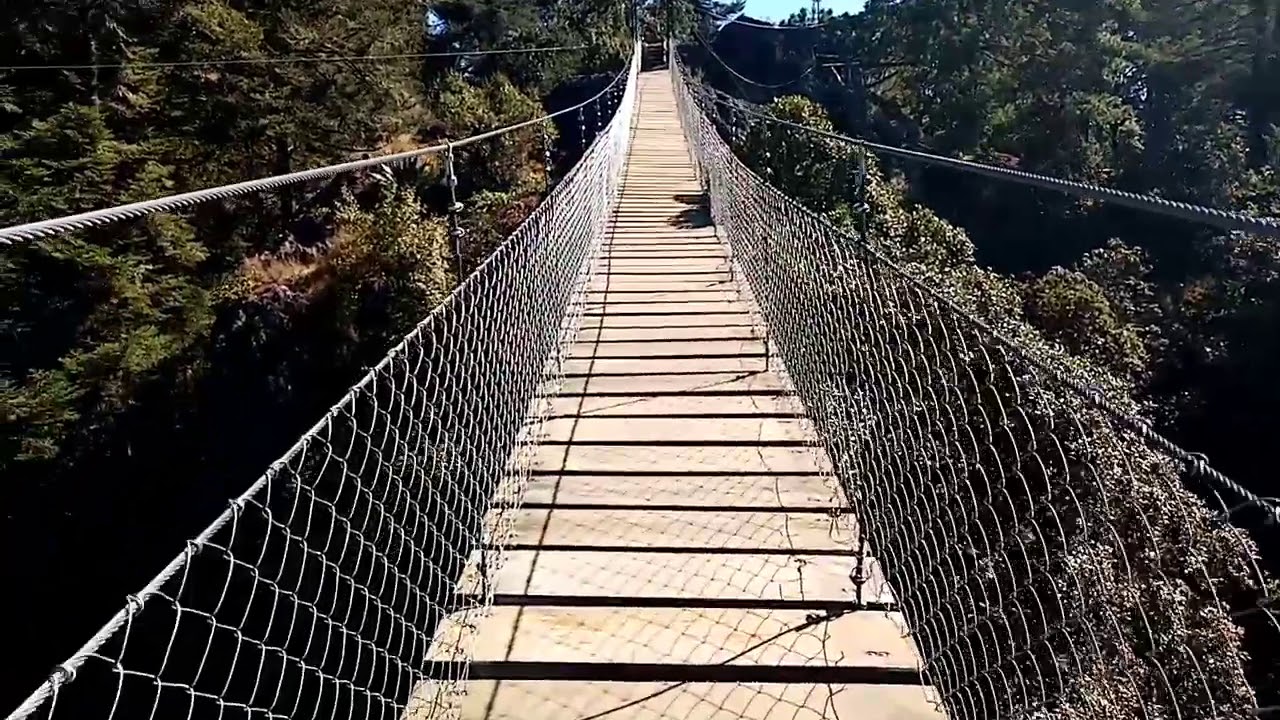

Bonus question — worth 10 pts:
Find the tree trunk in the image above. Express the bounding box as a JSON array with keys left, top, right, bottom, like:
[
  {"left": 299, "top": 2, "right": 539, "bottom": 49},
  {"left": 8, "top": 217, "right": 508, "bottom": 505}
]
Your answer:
[
  {"left": 276, "top": 138, "right": 295, "bottom": 235},
  {"left": 1247, "top": 0, "right": 1279, "bottom": 165}
]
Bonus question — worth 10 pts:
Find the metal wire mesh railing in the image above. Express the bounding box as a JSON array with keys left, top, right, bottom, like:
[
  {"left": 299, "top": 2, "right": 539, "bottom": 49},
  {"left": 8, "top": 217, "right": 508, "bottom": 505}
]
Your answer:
[
  {"left": 673, "top": 49, "right": 1280, "bottom": 720},
  {"left": 6, "top": 42, "right": 640, "bottom": 720}
]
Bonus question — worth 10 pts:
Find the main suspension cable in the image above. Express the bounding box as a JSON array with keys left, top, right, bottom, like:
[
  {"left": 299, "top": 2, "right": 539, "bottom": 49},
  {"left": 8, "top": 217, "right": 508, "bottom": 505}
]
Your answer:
[
  {"left": 0, "top": 44, "right": 592, "bottom": 72},
  {"left": 0, "top": 46, "right": 635, "bottom": 245},
  {"left": 702, "top": 9, "right": 829, "bottom": 30},
  {"left": 697, "top": 82, "right": 1280, "bottom": 240},
  {"left": 693, "top": 32, "right": 816, "bottom": 91},
  {"left": 673, "top": 60, "right": 1280, "bottom": 518}
]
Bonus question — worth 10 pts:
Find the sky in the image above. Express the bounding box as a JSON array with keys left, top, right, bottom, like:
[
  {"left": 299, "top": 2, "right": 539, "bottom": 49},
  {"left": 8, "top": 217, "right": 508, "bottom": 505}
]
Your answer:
[{"left": 741, "top": 0, "right": 867, "bottom": 21}]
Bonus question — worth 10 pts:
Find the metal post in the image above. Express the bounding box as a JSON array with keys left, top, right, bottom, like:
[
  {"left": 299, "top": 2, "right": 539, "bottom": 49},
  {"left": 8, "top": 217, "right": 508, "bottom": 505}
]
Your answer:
[
  {"left": 665, "top": 0, "right": 672, "bottom": 53},
  {"left": 856, "top": 143, "right": 869, "bottom": 243},
  {"left": 541, "top": 121, "right": 555, "bottom": 191},
  {"left": 444, "top": 145, "right": 464, "bottom": 282},
  {"left": 479, "top": 549, "right": 492, "bottom": 600},
  {"left": 852, "top": 536, "right": 868, "bottom": 607}
]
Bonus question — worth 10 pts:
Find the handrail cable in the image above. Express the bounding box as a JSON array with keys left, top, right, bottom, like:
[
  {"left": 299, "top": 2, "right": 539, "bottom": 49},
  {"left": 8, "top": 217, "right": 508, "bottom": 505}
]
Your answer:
[
  {"left": 703, "top": 9, "right": 829, "bottom": 30},
  {"left": 0, "top": 44, "right": 592, "bottom": 72},
  {"left": 0, "top": 51, "right": 630, "bottom": 245},
  {"left": 693, "top": 31, "right": 817, "bottom": 90},
  {"left": 676, "top": 59, "right": 1280, "bottom": 519},
  {"left": 697, "top": 82, "right": 1280, "bottom": 240}
]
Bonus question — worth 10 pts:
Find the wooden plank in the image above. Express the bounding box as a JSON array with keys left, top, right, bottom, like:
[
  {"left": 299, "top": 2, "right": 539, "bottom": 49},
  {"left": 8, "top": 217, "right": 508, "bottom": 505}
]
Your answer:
[
  {"left": 576, "top": 325, "right": 762, "bottom": 341},
  {"left": 424, "top": 662, "right": 923, "bottom": 684},
  {"left": 457, "top": 549, "right": 895, "bottom": 608},
  {"left": 581, "top": 301, "right": 748, "bottom": 314},
  {"left": 562, "top": 356, "right": 765, "bottom": 376},
  {"left": 579, "top": 312, "right": 752, "bottom": 328},
  {"left": 537, "top": 416, "right": 807, "bottom": 443},
  {"left": 518, "top": 472, "right": 836, "bottom": 506},
  {"left": 498, "top": 507, "right": 852, "bottom": 551},
  {"left": 554, "top": 371, "right": 787, "bottom": 395},
  {"left": 407, "top": 681, "right": 944, "bottom": 720},
  {"left": 545, "top": 393, "right": 795, "bottom": 416},
  {"left": 567, "top": 338, "right": 765, "bottom": 358},
  {"left": 430, "top": 606, "right": 922, "bottom": 670},
  {"left": 531, "top": 443, "right": 829, "bottom": 474}
]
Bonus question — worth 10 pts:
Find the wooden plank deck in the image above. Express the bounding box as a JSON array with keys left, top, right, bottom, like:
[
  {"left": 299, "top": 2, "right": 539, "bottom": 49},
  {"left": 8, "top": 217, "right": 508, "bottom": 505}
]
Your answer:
[{"left": 411, "top": 70, "right": 944, "bottom": 720}]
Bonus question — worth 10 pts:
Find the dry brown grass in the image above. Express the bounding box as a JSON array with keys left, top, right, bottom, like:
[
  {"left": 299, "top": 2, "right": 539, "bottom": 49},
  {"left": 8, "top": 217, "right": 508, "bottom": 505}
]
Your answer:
[
  {"left": 240, "top": 254, "right": 317, "bottom": 287},
  {"left": 495, "top": 192, "right": 541, "bottom": 234},
  {"left": 381, "top": 132, "right": 422, "bottom": 155},
  {"left": 233, "top": 244, "right": 340, "bottom": 301}
]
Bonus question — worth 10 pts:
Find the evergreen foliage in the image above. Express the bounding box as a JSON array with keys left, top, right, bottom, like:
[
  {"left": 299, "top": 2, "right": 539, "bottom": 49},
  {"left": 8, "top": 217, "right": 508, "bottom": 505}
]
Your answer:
[
  {"left": 688, "top": 0, "right": 1280, "bottom": 568},
  {"left": 0, "top": 0, "right": 630, "bottom": 709},
  {"left": 712, "top": 89, "right": 1279, "bottom": 719},
  {"left": 5, "top": 0, "right": 1279, "bottom": 714}
]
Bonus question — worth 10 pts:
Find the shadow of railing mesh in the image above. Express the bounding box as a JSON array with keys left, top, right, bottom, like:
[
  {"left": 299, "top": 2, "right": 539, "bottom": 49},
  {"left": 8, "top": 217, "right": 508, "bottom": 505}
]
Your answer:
[
  {"left": 7, "top": 45, "right": 640, "bottom": 720},
  {"left": 672, "top": 52, "right": 1280, "bottom": 720}
]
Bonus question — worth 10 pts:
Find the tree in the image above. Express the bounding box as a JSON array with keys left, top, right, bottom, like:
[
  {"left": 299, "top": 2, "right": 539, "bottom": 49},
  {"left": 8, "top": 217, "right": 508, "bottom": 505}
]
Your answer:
[
  {"left": 639, "top": 0, "right": 744, "bottom": 45},
  {"left": 426, "top": 0, "right": 631, "bottom": 91},
  {"left": 1023, "top": 267, "right": 1150, "bottom": 383},
  {"left": 683, "top": 0, "right": 1280, "bottom": 588}
]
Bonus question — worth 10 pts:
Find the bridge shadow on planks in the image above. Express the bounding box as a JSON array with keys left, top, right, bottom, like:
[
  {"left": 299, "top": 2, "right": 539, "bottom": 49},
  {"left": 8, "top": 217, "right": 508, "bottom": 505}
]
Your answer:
[{"left": 670, "top": 193, "right": 712, "bottom": 229}]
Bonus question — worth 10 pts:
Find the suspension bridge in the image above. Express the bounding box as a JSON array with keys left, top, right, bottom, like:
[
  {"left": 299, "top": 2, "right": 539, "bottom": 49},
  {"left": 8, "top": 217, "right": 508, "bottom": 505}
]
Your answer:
[{"left": 5, "top": 42, "right": 1279, "bottom": 720}]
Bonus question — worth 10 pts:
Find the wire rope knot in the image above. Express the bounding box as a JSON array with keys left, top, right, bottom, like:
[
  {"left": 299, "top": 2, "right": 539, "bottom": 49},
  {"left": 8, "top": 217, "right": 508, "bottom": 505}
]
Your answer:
[
  {"left": 443, "top": 144, "right": 463, "bottom": 214},
  {"left": 541, "top": 121, "right": 556, "bottom": 190},
  {"left": 443, "top": 143, "right": 466, "bottom": 280},
  {"left": 124, "top": 594, "right": 145, "bottom": 616},
  {"left": 50, "top": 663, "right": 77, "bottom": 687}
]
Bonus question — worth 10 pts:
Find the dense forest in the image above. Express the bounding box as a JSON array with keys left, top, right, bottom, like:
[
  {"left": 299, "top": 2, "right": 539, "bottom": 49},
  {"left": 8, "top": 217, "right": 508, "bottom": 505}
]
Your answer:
[
  {"left": 676, "top": 1, "right": 1280, "bottom": 714},
  {"left": 685, "top": 0, "right": 1280, "bottom": 542},
  {"left": 3, "top": 0, "right": 1279, "bottom": 715},
  {"left": 0, "top": 0, "right": 631, "bottom": 710}
]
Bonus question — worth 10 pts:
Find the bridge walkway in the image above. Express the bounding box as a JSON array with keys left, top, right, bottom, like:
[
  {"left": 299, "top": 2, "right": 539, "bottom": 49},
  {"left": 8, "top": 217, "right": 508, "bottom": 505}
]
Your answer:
[{"left": 420, "top": 70, "right": 944, "bottom": 720}]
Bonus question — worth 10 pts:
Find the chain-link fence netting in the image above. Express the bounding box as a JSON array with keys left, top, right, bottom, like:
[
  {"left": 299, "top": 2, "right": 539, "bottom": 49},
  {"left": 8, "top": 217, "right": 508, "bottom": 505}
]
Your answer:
[
  {"left": 7, "top": 44, "right": 639, "bottom": 720},
  {"left": 673, "top": 50, "right": 1280, "bottom": 720}
]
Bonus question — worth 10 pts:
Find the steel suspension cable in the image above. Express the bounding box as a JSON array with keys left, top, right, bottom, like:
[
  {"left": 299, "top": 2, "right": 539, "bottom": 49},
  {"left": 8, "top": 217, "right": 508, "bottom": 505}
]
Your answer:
[
  {"left": 696, "top": 81, "right": 1280, "bottom": 240},
  {"left": 0, "top": 53, "right": 632, "bottom": 245},
  {"left": 692, "top": 32, "right": 817, "bottom": 91},
  {"left": 702, "top": 9, "right": 829, "bottom": 29},
  {"left": 0, "top": 44, "right": 592, "bottom": 72},
  {"left": 676, "top": 66, "right": 1280, "bottom": 515}
]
